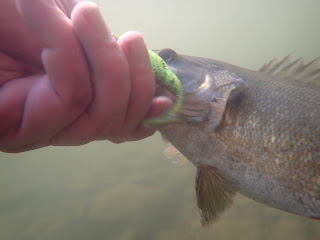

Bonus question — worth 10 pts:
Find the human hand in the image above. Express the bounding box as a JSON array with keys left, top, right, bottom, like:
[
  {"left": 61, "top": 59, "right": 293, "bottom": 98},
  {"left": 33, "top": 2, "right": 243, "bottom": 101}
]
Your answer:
[{"left": 0, "top": 0, "right": 172, "bottom": 152}]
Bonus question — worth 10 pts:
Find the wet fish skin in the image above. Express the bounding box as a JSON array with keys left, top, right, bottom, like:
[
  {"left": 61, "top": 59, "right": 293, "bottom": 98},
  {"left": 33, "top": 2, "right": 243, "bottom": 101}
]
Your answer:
[{"left": 158, "top": 49, "right": 320, "bottom": 223}]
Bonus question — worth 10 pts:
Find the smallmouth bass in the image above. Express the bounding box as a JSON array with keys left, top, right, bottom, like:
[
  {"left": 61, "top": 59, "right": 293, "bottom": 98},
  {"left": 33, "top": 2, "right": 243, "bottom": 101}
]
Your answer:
[{"left": 157, "top": 49, "right": 320, "bottom": 226}]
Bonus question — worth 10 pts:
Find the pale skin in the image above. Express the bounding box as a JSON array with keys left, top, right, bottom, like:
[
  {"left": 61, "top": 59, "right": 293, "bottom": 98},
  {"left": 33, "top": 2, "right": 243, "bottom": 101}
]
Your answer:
[{"left": 0, "top": 0, "right": 172, "bottom": 152}]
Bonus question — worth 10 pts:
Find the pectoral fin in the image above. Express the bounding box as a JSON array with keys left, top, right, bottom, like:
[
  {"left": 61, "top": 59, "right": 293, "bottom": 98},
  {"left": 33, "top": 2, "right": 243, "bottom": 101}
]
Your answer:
[
  {"left": 196, "top": 164, "right": 237, "bottom": 227},
  {"left": 163, "top": 144, "right": 190, "bottom": 165}
]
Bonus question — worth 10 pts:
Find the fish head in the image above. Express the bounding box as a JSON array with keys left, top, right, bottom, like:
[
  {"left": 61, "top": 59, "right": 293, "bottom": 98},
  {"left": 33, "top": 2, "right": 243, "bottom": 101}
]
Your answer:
[{"left": 156, "top": 48, "right": 246, "bottom": 128}]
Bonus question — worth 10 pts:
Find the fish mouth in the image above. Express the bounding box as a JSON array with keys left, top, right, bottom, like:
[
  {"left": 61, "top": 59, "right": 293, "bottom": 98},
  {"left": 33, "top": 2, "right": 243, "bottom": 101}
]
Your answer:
[
  {"left": 155, "top": 49, "right": 211, "bottom": 122},
  {"left": 156, "top": 48, "right": 208, "bottom": 94}
]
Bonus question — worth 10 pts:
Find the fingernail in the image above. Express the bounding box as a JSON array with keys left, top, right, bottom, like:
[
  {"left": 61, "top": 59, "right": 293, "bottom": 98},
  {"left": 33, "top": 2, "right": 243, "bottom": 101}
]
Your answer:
[
  {"left": 83, "top": 4, "right": 113, "bottom": 42},
  {"left": 128, "top": 36, "right": 149, "bottom": 69}
]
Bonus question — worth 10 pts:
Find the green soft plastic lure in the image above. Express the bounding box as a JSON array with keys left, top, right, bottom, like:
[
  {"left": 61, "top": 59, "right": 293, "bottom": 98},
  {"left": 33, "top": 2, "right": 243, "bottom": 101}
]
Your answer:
[
  {"left": 112, "top": 33, "right": 184, "bottom": 128},
  {"left": 144, "top": 49, "right": 184, "bottom": 127}
]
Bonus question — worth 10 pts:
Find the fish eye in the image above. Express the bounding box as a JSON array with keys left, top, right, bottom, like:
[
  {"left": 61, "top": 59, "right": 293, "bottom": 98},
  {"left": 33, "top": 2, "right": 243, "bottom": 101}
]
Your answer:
[{"left": 158, "top": 48, "right": 177, "bottom": 62}]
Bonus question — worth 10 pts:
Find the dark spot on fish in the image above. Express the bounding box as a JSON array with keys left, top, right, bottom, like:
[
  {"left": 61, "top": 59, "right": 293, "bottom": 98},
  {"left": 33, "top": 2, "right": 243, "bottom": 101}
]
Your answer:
[{"left": 298, "top": 196, "right": 304, "bottom": 205}]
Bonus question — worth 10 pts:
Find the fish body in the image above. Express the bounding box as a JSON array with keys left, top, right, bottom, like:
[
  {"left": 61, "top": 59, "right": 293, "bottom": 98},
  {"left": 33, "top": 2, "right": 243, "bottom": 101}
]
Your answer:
[{"left": 157, "top": 49, "right": 320, "bottom": 225}]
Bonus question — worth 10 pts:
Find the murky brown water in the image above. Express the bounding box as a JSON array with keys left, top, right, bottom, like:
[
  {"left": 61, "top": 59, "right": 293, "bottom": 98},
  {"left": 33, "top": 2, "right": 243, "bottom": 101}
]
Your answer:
[{"left": 1, "top": 0, "right": 320, "bottom": 239}]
